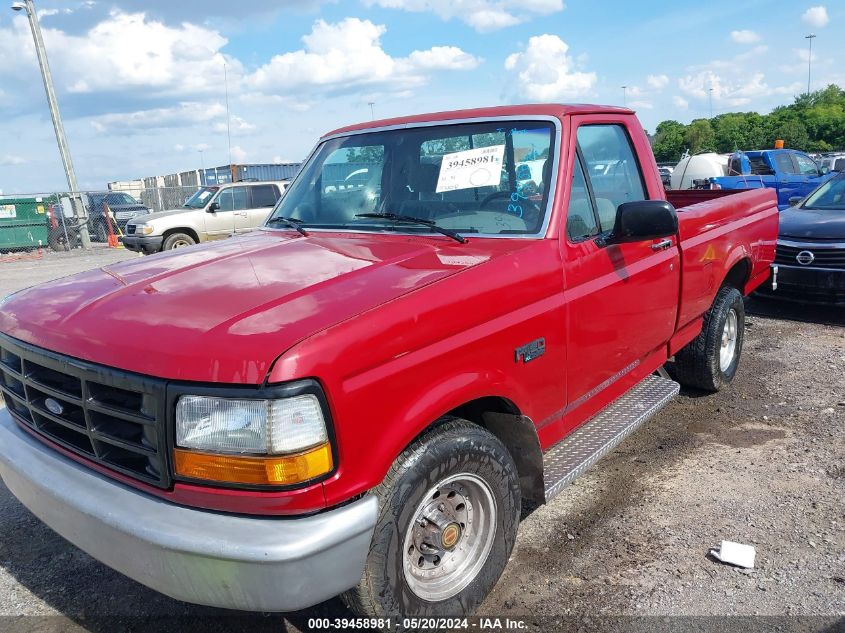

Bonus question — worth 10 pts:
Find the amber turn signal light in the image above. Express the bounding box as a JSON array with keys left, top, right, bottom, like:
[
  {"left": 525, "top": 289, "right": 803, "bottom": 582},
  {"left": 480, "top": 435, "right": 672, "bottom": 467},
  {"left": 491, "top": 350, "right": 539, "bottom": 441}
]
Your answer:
[{"left": 174, "top": 442, "right": 333, "bottom": 485}]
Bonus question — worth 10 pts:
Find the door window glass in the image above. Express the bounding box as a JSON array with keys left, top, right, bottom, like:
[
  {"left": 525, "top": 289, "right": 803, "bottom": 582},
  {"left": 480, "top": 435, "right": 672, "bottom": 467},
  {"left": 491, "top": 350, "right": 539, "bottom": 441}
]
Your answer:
[
  {"left": 774, "top": 153, "right": 797, "bottom": 174},
  {"left": 566, "top": 158, "right": 599, "bottom": 240},
  {"left": 215, "top": 189, "right": 234, "bottom": 211},
  {"left": 576, "top": 125, "right": 646, "bottom": 230},
  {"left": 794, "top": 154, "right": 819, "bottom": 177},
  {"left": 250, "top": 185, "right": 279, "bottom": 208},
  {"left": 215, "top": 187, "right": 248, "bottom": 211}
]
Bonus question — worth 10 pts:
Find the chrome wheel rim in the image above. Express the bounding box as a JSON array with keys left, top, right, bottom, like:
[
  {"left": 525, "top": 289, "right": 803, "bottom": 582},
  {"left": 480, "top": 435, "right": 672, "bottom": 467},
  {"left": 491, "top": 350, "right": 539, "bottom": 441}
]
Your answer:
[
  {"left": 402, "top": 473, "right": 497, "bottom": 602},
  {"left": 720, "top": 309, "right": 738, "bottom": 372},
  {"left": 172, "top": 239, "right": 192, "bottom": 248}
]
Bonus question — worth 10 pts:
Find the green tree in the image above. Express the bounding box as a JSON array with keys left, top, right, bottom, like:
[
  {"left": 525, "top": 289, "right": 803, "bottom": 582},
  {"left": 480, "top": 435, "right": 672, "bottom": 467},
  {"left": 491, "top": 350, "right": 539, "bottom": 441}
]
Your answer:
[
  {"left": 651, "top": 120, "right": 687, "bottom": 162},
  {"left": 685, "top": 119, "right": 716, "bottom": 153}
]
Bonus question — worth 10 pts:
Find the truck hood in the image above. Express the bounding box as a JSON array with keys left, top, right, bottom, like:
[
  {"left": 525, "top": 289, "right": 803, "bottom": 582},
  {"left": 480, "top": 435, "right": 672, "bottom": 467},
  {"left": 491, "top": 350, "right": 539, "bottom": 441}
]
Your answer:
[
  {"left": 779, "top": 207, "right": 845, "bottom": 240},
  {"left": 0, "top": 231, "right": 520, "bottom": 383}
]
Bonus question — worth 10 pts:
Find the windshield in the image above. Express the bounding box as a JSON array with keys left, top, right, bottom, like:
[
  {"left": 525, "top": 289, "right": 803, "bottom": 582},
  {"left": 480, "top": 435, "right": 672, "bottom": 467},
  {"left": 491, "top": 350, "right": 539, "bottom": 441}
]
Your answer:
[
  {"left": 267, "top": 120, "right": 556, "bottom": 236},
  {"left": 184, "top": 186, "right": 219, "bottom": 209},
  {"left": 803, "top": 176, "right": 845, "bottom": 210}
]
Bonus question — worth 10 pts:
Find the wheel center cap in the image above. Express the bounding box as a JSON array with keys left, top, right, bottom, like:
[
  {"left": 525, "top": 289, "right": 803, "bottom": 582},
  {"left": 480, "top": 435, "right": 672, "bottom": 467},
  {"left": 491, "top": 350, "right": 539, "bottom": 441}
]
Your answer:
[{"left": 441, "top": 522, "right": 462, "bottom": 550}]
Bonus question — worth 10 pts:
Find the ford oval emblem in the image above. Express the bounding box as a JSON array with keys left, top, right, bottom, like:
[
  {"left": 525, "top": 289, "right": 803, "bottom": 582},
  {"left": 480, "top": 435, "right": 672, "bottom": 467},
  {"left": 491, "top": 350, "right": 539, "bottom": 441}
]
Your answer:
[
  {"left": 795, "top": 250, "right": 815, "bottom": 266},
  {"left": 44, "top": 397, "right": 64, "bottom": 415}
]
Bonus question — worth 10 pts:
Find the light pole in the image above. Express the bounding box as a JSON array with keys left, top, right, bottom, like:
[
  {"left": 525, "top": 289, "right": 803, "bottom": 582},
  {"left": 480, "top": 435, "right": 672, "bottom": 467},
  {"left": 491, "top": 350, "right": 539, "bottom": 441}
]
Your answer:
[
  {"left": 709, "top": 87, "right": 714, "bottom": 119},
  {"left": 223, "top": 62, "right": 233, "bottom": 165},
  {"left": 12, "top": 0, "right": 90, "bottom": 248},
  {"left": 368, "top": 101, "right": 375, "bottom": 120},
  {"left": 805, "top": 33, "right": 816, "bottom": 96},
  {"left": 621, "top": 86, "right": 627, "bottom": 107}
]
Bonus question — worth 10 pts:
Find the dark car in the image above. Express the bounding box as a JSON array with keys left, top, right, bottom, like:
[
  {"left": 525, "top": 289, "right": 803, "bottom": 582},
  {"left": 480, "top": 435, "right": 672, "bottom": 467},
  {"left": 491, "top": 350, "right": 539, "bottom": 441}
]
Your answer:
[
  {"left": 757, "top": 173, "right": 845, "bottom": 305},
  {"left": 85, "top": 192, "right": 150, "bottom": 242}
]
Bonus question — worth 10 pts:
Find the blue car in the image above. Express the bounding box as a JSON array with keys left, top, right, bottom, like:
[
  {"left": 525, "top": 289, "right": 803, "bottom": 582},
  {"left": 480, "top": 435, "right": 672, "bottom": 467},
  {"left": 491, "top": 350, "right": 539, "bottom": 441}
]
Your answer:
[{"left": 711, "top": 149, "right": 835, "bottom": 210}]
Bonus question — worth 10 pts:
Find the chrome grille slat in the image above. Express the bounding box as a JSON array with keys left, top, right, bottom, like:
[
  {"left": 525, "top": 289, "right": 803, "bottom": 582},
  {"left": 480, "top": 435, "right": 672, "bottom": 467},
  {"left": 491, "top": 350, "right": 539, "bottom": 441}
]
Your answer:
[{"left": 0, "top": 334, "right": 169, "bottom": 488}]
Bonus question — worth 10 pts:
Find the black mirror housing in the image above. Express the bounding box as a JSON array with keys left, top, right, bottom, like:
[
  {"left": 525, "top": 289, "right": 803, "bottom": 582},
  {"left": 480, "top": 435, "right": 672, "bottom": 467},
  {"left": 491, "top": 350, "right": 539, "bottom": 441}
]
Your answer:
[
  {"left": 788, "top": 196, "right": 803, "bottom": 207},
  {"left": 207, "top": 202, "right": 220, "bottom": 213},
  {"left": 603, "top": 200, "right": 678, "bottom": 245}
]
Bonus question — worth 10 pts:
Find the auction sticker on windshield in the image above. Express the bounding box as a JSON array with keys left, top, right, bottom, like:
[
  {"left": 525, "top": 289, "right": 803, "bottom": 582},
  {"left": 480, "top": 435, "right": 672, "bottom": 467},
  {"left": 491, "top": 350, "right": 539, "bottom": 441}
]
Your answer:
[{"left": 436, "top": 145, "right": 505, "bottom": 193}]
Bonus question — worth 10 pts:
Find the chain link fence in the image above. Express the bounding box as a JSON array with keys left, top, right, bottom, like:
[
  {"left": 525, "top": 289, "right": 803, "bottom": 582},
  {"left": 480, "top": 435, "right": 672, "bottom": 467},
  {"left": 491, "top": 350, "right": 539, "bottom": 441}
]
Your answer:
[{"left": 0, "top": 186, "right": 202, "bottom": 260}]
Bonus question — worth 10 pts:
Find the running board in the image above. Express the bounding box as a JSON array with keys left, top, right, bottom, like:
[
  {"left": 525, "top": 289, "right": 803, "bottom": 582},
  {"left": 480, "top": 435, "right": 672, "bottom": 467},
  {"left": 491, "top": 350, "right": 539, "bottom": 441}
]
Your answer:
[{"left": 543, "top": 374, "right": 680, "bottom": 502}]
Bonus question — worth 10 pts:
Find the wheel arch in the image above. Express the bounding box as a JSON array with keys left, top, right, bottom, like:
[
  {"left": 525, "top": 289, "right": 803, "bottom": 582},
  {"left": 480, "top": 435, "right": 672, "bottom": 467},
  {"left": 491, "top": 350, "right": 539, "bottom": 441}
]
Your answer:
[
  {"left": 721, "top": 255, "right": 752, "bottom": 291},
  {"left": 162, "top": 226, "right": 200, "bottom": 244}
]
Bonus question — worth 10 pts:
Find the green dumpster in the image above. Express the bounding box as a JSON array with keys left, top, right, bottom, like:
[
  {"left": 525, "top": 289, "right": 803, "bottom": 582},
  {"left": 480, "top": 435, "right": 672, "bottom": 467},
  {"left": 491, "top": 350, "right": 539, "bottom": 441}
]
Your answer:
[{"left": 0, "top": 195, "right": 55, "bottom": 251}]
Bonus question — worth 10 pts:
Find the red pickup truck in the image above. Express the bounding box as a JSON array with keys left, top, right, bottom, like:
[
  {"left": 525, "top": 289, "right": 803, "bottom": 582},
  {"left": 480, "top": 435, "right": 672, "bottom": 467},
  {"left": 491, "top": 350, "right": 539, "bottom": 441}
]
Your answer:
[{"left": 0, "top": 105, "right": 777, "bottom": 621}]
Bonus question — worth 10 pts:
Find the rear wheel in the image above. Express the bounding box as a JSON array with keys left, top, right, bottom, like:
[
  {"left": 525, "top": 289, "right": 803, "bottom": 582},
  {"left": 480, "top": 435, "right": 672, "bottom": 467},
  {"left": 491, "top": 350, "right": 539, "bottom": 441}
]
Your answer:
[
  {"left": 669, "top": 285, "right": 745, "bottom": 392},
  {"left": 343, "top": 418, "right": 520, "bottom": 619},
  {"left": 162, "top": 232, "right": 196, "bottom": 250},
  {"left": 94, "top": 221, "right": 109, "bottom": 242}
]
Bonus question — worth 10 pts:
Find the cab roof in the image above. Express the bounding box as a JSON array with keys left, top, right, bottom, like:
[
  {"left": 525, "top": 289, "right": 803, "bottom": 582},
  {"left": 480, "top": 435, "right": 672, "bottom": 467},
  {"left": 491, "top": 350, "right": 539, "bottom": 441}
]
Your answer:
[{"left": 322, "top": 104, "right": 633, "bottom": 139}]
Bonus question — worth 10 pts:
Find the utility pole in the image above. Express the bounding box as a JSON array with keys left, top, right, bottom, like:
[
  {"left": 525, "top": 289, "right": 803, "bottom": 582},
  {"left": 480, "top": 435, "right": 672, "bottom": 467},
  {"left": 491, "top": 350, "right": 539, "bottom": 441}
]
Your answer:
[
  {"left": 223, "top": 62, "right": 233, "bottom": 165},
  {"left": 368, "top": 101, "right": 375, "bottom": 120},
  {"left": 709, "top": 87, "right": 714, "bottom": 119},
  {"left": 12, "top": 0, "right": 90, "bottom": 248},
  {"left": 805, "top": 33, "right": 817, "bottom": 96},
  {"left": 621, "top": 86, "right": 627, "bottom": 107}
]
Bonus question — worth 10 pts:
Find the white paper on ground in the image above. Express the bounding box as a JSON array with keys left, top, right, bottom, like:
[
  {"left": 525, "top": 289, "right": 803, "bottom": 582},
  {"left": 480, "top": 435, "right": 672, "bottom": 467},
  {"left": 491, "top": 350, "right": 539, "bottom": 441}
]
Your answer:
[
  {"left": 710, "top": 540, "right": 756, "bottom": 568},
  {"left": 435, "top": 145, "right": 505, "bottom": 193}
]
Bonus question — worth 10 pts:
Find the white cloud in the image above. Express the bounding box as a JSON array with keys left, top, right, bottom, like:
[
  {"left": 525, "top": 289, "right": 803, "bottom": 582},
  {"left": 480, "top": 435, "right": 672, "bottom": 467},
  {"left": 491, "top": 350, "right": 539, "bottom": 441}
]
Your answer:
[
  {"left": 503, "top": 34, "right": 596, "bottom": 101},
  {"left": 0, "top": 155, "right": 26, "bottom": 166},
  {"left": 731, "top": 29, "right": 761, "bottom": 44},
  {"left": 230, "top": 146, "right": 248, "bottom": 163},
  {"left": 245, "top": 18, "right": 480, "bottom": 98},
  {"left": 213, "top": 115, "right": 256, "bottom": 133},
  {"left": 363, "top": 0, "right": 564, "bottom": 32},
  {"left": 802, "top": 6, "right": 829, "bottom": 28},
  {"left": 672, "top": 96, "right": 689, "bottom": 110},
  {"left": 90, "top": 102, "right": 227, "bottom": 134},
  {"left": 628, "top": 100, "right": 653, "bottom": 110},
  {"left": 646, "top": 74, "right": 669, "bottom": 90},
  {"left": 679, "top": 70, "right": 781, "bottom": 107},
  {"left": 0, "top": 11, "right": 240, "bottom": 97}
]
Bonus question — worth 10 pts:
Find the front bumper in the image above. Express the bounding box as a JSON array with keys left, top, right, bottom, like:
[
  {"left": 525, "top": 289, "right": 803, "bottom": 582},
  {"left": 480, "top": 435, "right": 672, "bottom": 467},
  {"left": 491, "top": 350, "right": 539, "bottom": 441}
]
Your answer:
[
  {"left": 0, "top": 408, "right": 378, "bottom": 612},
  {"left": 121, "top": 234, "right": 163, "bottom": 254},
  {"left": 755, "top": 263, "right": 845, "bottom": 305}
]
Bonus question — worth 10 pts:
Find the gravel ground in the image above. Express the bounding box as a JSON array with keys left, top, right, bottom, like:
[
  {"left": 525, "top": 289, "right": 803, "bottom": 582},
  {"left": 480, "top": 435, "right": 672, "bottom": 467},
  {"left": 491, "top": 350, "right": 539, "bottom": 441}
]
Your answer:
[{"left": 0, "top": 250, "right": 842, "bottom": 632}]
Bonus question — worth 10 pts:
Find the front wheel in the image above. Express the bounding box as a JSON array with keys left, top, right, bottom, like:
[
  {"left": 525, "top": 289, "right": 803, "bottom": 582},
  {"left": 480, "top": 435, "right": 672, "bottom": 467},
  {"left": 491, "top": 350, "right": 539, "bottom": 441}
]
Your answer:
[
  {"left": 343, "top": 418, "right": 521, "bottom": 619},
  {"left": 669, "top": 285, "right": 745, "bottom": 392},
  {"left": 162, "top": 232, "right": 196, "bottom": 250}
]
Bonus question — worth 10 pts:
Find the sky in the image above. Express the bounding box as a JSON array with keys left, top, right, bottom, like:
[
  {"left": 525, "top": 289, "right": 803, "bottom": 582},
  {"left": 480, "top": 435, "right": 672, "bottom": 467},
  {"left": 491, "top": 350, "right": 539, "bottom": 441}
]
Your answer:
[{"left": 0, "top": 0, "right": 841, "bottom": 193}]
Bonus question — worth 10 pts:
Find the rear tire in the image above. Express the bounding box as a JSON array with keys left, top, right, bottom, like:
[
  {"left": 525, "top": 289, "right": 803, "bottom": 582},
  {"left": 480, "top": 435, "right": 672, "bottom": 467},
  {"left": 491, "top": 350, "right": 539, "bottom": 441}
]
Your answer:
[
  {"left": 94, "top": 221, "right": 109, "bottom": 242},
  {"left": 343, "top": 418, "right": 520, "bottom": 620},
  {"left": 669, "top": 285, "right": 745, "bottom": 392},
  {"left": 162, "top": 232, "right": 196, "bottom": 250}
]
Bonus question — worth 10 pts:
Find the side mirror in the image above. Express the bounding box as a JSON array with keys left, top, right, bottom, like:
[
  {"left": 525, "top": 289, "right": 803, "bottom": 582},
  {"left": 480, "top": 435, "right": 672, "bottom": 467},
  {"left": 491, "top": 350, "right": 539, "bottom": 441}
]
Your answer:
[
  {"left": 602, "top": 200, "right": 678, "bottom": 245},
  {"left": 820, "top": 166, "right": 830, "bottom": 176},
  {"left": 207, "top": 202, "right": 220, "bottom": 213},
  {"left": 788, "top": 196, "right": 803, "bottom": 207}
]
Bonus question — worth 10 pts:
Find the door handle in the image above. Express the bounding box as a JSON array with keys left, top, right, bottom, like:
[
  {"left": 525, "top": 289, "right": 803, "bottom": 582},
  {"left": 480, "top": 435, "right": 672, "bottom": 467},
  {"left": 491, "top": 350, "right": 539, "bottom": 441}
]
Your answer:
[{"left": 650, "top": 239, "right": 673, "bottom": 251}]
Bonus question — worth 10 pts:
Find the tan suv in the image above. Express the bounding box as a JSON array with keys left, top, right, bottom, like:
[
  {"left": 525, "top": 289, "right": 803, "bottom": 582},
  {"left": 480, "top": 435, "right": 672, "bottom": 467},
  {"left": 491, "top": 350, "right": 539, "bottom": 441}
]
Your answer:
[{"left": 122, "top": 181, "right": 288, "bottom": 254}]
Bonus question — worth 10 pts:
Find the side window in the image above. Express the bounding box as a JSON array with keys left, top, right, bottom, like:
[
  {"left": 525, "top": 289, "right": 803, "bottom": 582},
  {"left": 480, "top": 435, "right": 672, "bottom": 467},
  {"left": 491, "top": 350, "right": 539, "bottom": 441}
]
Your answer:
[
  {"left": 215, "top": 188, "right": 234, "bottom": 211},
  {"left": 231, "top": 187, "right": 249, "bottom": 211},
  {"left": 250, "top": 185, "right": 279, "bottom": 208},
  {"left": 773, "top": 153, "right": 796, "bottom": 175},
  {"left": 566, "top": 158, "right": 599, "bottom": 241},
  {"left": 795, "top": 154, "right": 820, "bottom": 177},
  {"left": 576, "top": 124, "right": 646, "bottom": 231}
]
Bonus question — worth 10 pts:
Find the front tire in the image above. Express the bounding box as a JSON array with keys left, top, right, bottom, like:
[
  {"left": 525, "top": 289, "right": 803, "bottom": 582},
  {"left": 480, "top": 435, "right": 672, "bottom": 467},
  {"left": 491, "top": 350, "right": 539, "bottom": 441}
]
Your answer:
[
  {"left": 162, "top": 232, "right": 196, "bottom": 250},
  {"left": 343, "top": 418, "right": 520, "bottom": 619},
  {"left": 669, "top": 285, "right": 745, "bottom": 392}
]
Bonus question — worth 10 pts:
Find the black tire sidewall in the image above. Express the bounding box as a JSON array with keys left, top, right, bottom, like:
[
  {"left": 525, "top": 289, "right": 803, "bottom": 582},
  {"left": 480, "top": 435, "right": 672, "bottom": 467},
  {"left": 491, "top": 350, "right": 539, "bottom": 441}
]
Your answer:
[
  {"left": 370, "top": 423, "right": 520, "bottom": 618},
  {"left": 709, "top": 287, "right": 745, "bottom": 386},
  {"left": 163, "top": 233, "right": 195, "bottom": 250}
]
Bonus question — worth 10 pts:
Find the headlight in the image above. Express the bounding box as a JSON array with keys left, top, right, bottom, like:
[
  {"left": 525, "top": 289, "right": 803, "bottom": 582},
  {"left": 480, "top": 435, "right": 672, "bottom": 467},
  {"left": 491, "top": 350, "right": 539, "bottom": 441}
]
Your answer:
[
  {"left": 173, "top": 394, "right": 333, "bottom": 486},
  {"left": 133, "top": 223, "right": 154, "bottom": 235}
]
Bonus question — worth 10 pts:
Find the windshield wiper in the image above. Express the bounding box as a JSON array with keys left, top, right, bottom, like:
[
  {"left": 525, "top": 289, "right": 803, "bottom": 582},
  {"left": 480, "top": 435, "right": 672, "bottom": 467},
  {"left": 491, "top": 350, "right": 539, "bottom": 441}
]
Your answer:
[
  {"left": 355, "top": 213, "right": 467, "bottom": 244},
  {"left": 266, "top": 216, "right": 308, "bottom": 236}
]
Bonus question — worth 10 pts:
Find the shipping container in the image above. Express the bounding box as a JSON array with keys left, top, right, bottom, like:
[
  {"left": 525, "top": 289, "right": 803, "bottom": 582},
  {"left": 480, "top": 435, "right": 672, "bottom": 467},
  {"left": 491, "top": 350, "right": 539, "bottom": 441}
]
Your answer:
[
  {"left": 163, "top": 173, "right": 180, "bottom": 188},
  {"left": 0, "top": 195, "right": 55, "bottom": 250},
  {"left": 233, "top": 163, "right": 301, "bottom": 182},
  {"left": 179, "top": 170, "right": 201, "bottom": 188}
]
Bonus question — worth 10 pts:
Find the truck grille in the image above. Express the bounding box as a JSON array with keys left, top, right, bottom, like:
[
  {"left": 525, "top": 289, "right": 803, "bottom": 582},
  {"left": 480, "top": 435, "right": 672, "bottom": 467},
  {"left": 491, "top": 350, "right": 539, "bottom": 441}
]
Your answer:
[
  {"left": 775, "top": 243, "right": 845, "bottom": 269},
  {"left": 0, "top": 335, "right": 169, "bottom": 488},
  {"left": 125, "top": 225, "right": 136, "bottom": 235}
]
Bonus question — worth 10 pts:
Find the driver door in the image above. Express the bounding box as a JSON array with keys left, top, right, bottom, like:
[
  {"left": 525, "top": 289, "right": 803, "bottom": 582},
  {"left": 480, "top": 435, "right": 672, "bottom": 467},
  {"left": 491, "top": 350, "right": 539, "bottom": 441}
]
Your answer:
[{"left": 206, "top": 186, "right": 246, "bottom": 239}]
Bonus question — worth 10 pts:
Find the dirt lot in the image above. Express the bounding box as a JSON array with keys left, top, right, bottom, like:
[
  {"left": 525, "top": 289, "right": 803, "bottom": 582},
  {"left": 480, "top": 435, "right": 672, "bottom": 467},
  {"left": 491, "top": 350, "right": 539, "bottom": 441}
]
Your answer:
[{"left": 0, "top": 250, "right": 843, "bottom": 632}]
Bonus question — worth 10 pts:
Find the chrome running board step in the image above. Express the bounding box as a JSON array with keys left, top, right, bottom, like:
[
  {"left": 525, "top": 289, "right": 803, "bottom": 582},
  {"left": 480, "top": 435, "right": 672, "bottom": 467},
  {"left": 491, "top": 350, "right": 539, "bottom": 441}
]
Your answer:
[{"left": 543, "top": 374, "right": 680, "bottom": 502}]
